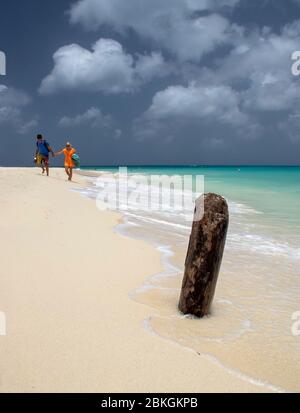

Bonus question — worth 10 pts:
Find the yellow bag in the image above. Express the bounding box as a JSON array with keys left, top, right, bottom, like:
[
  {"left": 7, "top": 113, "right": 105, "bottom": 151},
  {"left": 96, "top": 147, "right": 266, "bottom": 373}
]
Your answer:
[{"left": 36, "top": 154, "right": 43, "bottom": 165}]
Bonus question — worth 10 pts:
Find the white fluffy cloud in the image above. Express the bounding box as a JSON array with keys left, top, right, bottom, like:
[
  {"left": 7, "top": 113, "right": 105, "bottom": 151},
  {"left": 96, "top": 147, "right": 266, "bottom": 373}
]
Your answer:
[
  {"left": 133, "top": 81, "right": 253, "bottom": 141},
  {"left": 0, "top": 85, "right": 37, "bottom": 134},
  {"left": 144, "top": 83, "right": 246, "bottom": 125},
  {"left": 59, "top": 106, "right": 122, "bottom": 138},
  {"left": 67, "top": 1, "right": 300, "bottom": 111},
  {"left": 0, "top": 85, "right": 30, "bottom": 108},
  {"left": 195, "top": 21, "right": 300, "bottom": 112},
  {"left": 49, "top": 0, "right": 300, "bottom": 146},
  {"left": 59, "top": 107, "right": 112, "bottom": 128},
  {"left": 69, "top": 0, "right": 240, "bottom": 62},
  {"left": 135, "top": 52, "right": 175, "bottom": 82},
  {"left": 135, "top": 19, "right": 300, "bottom": 141},
  {"left": 39, "top": 38, "right": 172, "bottom": 95}
]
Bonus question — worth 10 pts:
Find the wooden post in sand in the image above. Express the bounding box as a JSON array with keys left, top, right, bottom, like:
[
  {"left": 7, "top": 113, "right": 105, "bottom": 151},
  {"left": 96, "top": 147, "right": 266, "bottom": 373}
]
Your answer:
[{"left": 178, "top": 193, "right": 229, "bottom": 318}]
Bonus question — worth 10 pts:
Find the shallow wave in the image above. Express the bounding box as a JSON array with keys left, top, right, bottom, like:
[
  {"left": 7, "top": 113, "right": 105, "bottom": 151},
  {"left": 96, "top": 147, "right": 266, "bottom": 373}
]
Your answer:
[
  {"left": 74, "top": 173, "right": 298, "bottom": 393},
  {"left": 79, "top": 174, "right": 263, "bottom": 216},
  {"left": 228, "top": 201, "right": 263, "bottom": 215},
  {"left": 228, "top": 232, "right": 300, "bottom": 260},
  {"left": 143, "top": 317, "right": 286, "bottom": 393},
  {"left": 128, "top": 238, "right": 288, "bottom": 393},
  {"left": 74, "top": 173, "right": 300, "bottom": 261}
]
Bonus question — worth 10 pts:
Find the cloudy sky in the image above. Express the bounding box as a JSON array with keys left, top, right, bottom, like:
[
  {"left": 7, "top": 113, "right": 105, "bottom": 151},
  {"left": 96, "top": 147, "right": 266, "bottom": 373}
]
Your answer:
[{"left": 1, "top": 0, "right": 300, "bottom": 166}]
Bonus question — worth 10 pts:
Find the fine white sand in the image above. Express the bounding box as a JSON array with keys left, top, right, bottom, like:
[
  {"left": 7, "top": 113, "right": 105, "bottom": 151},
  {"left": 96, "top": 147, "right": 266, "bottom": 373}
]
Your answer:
[{"left": 0, "top": 167, "right": 271, "bottom": 392}]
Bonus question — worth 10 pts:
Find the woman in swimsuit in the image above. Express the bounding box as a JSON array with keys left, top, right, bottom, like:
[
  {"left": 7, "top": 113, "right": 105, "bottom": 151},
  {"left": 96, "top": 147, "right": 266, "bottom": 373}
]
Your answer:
[{"left": 54, "top": 142, "right": 77, "bottom": 181}]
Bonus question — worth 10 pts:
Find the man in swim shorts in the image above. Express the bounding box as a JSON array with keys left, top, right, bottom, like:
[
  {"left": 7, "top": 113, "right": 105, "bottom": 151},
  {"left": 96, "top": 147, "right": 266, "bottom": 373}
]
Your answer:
[{"left": 35, "top": 134, "right": 54, "bottom": 176}]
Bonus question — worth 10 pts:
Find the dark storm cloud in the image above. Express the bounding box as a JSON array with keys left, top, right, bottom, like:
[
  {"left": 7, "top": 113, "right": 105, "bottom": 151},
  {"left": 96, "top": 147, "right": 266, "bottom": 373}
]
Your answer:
[{"left": 1, "top": 0, "right": 300, "bottom": 166}]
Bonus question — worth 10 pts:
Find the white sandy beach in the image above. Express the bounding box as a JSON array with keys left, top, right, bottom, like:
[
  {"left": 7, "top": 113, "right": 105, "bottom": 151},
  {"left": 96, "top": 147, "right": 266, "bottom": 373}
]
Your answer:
[{"left": 0, "top": 167, "right": 273, "bottom": 393}]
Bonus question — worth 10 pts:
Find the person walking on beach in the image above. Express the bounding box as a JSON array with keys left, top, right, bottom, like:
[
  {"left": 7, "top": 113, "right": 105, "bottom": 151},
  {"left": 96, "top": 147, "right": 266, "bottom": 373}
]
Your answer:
[
  {"left": 54, "top": 142, "right": 77, "bottom": 181},
  {"left": 35, "top": 134, "right": 54, "bottom": 176}
]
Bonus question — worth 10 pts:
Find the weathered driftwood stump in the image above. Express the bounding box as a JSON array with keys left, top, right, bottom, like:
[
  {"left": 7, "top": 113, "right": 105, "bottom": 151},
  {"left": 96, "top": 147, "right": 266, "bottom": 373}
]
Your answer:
[{"left": 178, "top": 193, "right": 229, "bottom": 318}]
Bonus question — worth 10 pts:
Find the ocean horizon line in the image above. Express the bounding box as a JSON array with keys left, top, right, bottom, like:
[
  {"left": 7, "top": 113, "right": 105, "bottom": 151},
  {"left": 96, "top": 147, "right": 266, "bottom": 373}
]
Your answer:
[{"left": 80, "top": 164, "right": 300, "bottom": 169}]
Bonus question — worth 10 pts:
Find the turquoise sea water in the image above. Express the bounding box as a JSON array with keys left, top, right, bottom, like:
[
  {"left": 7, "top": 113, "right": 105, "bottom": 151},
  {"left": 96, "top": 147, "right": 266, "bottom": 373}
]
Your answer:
[
  {"left": 82, "top": 165, "right": 300, "bottom": 239},
  {"left": 79, "top": 166, "right": 300, "bottom": 391}
]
